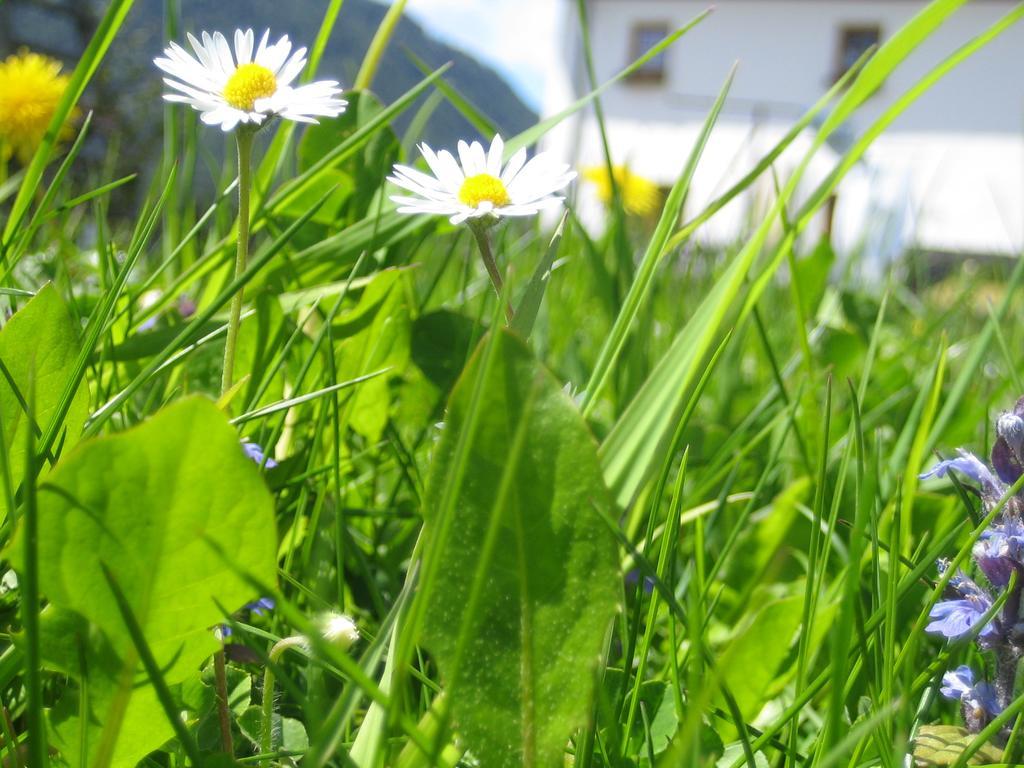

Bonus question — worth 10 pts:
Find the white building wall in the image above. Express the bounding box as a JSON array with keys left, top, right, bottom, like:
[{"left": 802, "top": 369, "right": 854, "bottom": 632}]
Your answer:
[{"left": 544, "top": 0, "right": 1024, "bottom": 257}]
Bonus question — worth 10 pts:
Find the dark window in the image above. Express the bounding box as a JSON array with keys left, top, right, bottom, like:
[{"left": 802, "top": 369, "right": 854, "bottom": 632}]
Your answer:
[
  {"left": 628, "top": 23, "right": 670, "bottom": 83},
  {"left": 836, "top": 25, "right": 881, "bottom": 80}
]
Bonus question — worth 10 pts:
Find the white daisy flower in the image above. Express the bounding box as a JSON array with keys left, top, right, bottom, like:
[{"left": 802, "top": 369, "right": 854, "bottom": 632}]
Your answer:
[
  {"left": 388, "top": 135, "right": 576, "bottom": 225},
  {"left": 154, "top": 28, "right": 347, "bottom": 132}
]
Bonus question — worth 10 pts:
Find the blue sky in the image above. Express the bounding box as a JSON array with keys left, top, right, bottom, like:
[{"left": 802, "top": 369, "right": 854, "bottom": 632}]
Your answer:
[{"left": 378, "top": 0, "right": 561, "bottom": 111}]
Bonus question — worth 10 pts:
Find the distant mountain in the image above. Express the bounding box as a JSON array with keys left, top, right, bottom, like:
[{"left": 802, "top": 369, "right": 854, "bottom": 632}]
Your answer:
[{"left": 1, "top": 0, "right": 537, "bottom": 172}]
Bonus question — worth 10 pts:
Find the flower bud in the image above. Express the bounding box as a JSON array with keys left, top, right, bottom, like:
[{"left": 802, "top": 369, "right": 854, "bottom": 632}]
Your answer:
[
  {"left": 315, "top": 612, "right": 359, "bottom": 650},
  {"left": 997, "top": 413, "right": 1024, "bottom": 456}
]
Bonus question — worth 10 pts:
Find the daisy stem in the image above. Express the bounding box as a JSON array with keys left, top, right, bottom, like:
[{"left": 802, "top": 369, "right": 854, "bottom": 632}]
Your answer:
[
  {"left": 213, "top": 127, "right": 254, "bottom": 761},
  {"left": 221, "top": 128, "right": 254, "bottom": 398},
  {"left": 468, "top": 221, "right": 514, "bottom": 325}
]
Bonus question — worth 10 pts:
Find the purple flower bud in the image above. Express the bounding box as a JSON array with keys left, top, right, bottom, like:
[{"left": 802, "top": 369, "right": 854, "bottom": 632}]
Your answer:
[
  {"left": 218, "top": 597, "right": 276, "bottom": 639},
  {"left": 973, "top": 520, "right": 1024, "bottom": 587},
  {"left": 178, "top": 295, "right": 197, "bottom": 319},
  {"left": 248, "top": 597, "right": 275, "bottom": 615},
  {"left": 242, "top": 441, "right": 278, "bottom": 469},
  {"left": 998, "top": 413, "right": 1024, "bottom": 453},
  {"left": 992, "top": 441, "right": 1023, "bottom": 486},
  {"left": 625, "top": 568, "right": 655, "bottom": 594}
]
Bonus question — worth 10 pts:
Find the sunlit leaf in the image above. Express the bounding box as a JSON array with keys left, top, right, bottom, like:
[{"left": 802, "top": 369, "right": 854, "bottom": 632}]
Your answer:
[{"left": 420, "top": 328, "right": 620, "bottom": 767}]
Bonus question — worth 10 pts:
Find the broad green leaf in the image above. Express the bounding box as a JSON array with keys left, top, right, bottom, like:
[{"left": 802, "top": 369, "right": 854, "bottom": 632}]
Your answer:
[
  {"left": 713, "top": 594, "right": 803, "bottom": 727},
  {"left": 654, "top": 717, "right": 724, "bottom": 767},
  {"left": 913, "top": 725, "right": 1005, "bottom": 765},
  {"left": 9, "top": 397, "right": 277, "bottom": 766},
  {"left": 725, "top": 478, "right": 808, "bottom": 591},
  {"left": 35, "top": 607, "right": 174, "bottom": 768},
  {"left": 0, "top": 284, "right": 89, "bottom": 522},
  {"left": 420, "top": 328, "right": 619, "bottom": 768},
  {"left": 238, "top": 706, "right": 308, "bottom": 753},
  {"left": 335, "top": 270, "right": 411, "bottom": 442},
  {"left": 410, "top": 310, "right": 480, "bottom": 396}
]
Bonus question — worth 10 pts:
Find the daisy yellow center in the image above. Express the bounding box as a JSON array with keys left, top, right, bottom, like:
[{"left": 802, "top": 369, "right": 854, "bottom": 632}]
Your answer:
[
  {"left": 223, "top": 63, "right": 277, "bottom": 111},
  {"left": 0, "top": 50, "right": 74, "bottom": 164},
  {"left": 458, "top": 174, "right": 510, "bottom": 208}
]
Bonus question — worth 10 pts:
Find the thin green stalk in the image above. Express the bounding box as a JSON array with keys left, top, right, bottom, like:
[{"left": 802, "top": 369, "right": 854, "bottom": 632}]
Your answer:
[
  {"left": 262, "top": 637, "right": 308, "bottom": 755},
  {"left": 21, "top": 371, "right": 44, "bottom": 768},
  {"left": 468, "top": 221, "right": 513, "bottom": 325},
  {"left": 222, "top": 128, "right": 254, "bottom": 397},
  {"left": 354, "top": 0, "right": 408, "bottom": 91},
  {"left": 213, "top": 650, "right": 234, "bottom": 756}
]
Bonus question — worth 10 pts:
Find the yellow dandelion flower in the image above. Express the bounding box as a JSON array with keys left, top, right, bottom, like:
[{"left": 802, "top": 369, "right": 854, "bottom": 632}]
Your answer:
[
  {"left": 583, "top": 165, "right": 663, "bottom": 218},
  {"left": 0, "top": 49, "right": 75, "bottom": 164}
]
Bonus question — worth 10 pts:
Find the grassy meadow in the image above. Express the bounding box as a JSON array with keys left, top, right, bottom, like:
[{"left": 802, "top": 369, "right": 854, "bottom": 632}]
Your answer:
[{"left": 1, "top": 0, "right": 1024, "bottom": 766}]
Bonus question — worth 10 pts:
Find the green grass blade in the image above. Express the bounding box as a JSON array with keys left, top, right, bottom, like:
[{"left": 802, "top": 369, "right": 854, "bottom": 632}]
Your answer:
[
  {"left": 582, "top": 64, "right": 736, "bottom": 416},
  {"left": 355, "top": 0, "right": 409, "bottom": 91},
  {"left": 511, "top": 213, "right": 566, "bottom": 339}
]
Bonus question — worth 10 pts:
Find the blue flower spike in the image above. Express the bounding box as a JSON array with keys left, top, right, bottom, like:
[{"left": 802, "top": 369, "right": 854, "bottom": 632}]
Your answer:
[{"left": 925, "top": 397, "right": 1024, "bottom": 735}]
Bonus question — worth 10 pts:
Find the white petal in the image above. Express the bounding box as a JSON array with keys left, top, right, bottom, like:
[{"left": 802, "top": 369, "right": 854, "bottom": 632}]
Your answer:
[
  {"left": 421, "top": 146, "right": 464, "bottom": 192},
  {"left": 276, "top": 48, "right": 308, "bottom": 84},
  {"left": 212, "top": 31, "right": 236, "bottom": 76},
  {"left": 457, "top": 140, "right": 475, "bottom": 175},
  {"left": 235, "top": 28, "right": 254, "bottom": 64},
  {"left": 162, "top": 77, "right": 219, "bottom": 103},
  {"left": 254, "top": 29, "right": 271, "bottom": 61},
  {"left": 506, "top": 157, "right": 575, "bottom": 202},
  {"left": 487, "top": 135, "right": 504, "bottom": 177},
  {"left": 258, "top": 35, "right": 292, "bottom": 75},
  {"left": 392, "top": 164, "right": 447, "bottom": 193},
  {"left": 189, "top": 33, "right": 217, "bottom": 73},
  {"left": 469, "top": 141, "right": 487, "bottom": 176},
  {"left": 500, "top": 147, "right": 528, "bottom": 186}
]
